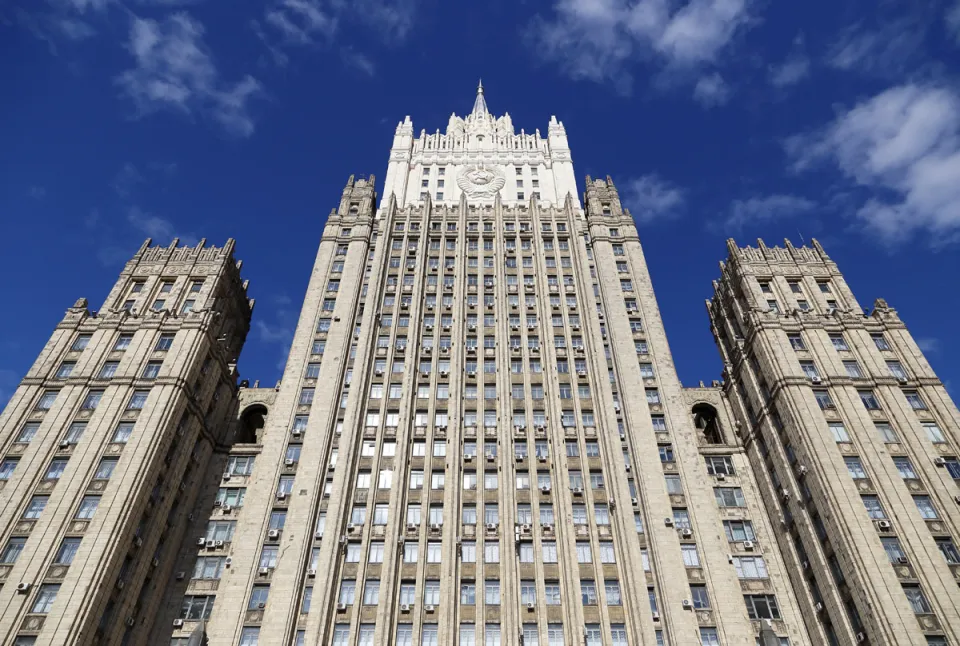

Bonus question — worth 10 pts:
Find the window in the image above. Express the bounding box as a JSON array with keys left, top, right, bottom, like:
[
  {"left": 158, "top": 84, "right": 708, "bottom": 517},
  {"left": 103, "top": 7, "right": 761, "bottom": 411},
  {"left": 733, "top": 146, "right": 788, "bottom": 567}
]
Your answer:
[
  {"left": 704, "top": 455, "right": 734, "bottom": 476},
  {"left": 875, "top": 422, "right": 899, "bottom": 443},
  {"left": 872, "top": 334, "right": 891, "bottom": 351},
  {"left": 71, "top": 334, "right": 92, "bottom": 351},
  {"left": 94, "top": 458, "right": 118, "bottom": 480},
  {"left": 914, "top": 496, "right": 938, "bottom": 519},
  {"left": 887, "top": 361, "right": 907, "bottom": 379},
  {"left": 733, "top": 556, "right": 768, "bottom": 579},
  {"left": 936, "top": 538, "right": 960, "bottom": 564},
  {"left": 127, "top": 390, "right": 150, "bottom": 410},
  {"left": 0, "top": 458, "right": 18, "bottom": 480},
  {"left": 893, "top": 457, "right": 917, "bottom": 479},
  {"left": 485, "top": 580, "right": 501, "bottom": 605},
  {"left": 843, "top": 361, "right": 864, "bottom": 378},
  {"left": 700, "top": 628, "right": 721, "bottom": 646},
  {"left": 55, "top": 362, "right": 75, "bottom": 378},
  {"left": 193, "top": 555, "right": 225, "bottom": 579},
  {"left": 31, "top": 584, "right": 60, "bottom": 614},
  {"left": 859, "top": 390, "right": 881, "bottom": 410},
  {"left": 114, "top": 334, "right": 133, "bottom": 350},
  {"left": 829, "top": 333, "right": 848, "bottom": 351},
  {"left": 1, "top": 538, "right": 26, "bottom": 564},
  {"left": 844, "top": 457, "right": 867, "bottom": 479},
  {"left": 903, "top": 585, "right": 931, "bottom": 614},
  {"left": 714, "top": 487, "right": 746, "bottom": 507},
  {"left": 239, "top": 628, "right": 259, "bottom": 646},
  {"left": 904, "top": 391, "right": 927, "bottom": 410},
  {"left": 155, "top": 334, "right": 175, "bottom": 351},
  {"left": 723, "top": 520, "right": 756, "bottom": 542},
  {"left": 82, "top": 390, "right": 103, "bottom": 410},
  {"left": 744, "top": 594, "right": 781, "bottom": 620},
  {"left": 681, "top": 544, "right": 700, "bottom": 567},
  {"left": 249, "top": 585, "right": 270, "bottom": 609},
  {"left": 690, "top": 585, "right": 710, "bottom": 609},
  {"left": 24, "top": 496, "right": 49, "bottom": 519},
  {"left": 787, "top": 334, "right": 805, "bottom": 351},
  {"left": 799, "top": 361, "right": 820, "bottom": 380},
  {"left": 862, "top": 495, "right": 886, "bottom": 520}
]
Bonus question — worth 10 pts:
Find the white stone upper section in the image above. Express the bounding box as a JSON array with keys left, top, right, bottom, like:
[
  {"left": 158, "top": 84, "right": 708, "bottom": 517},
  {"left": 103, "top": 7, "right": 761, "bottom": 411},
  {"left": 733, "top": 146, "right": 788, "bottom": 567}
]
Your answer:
[{"left": 380, "top": 82, "right": 580, "bottom": 211}]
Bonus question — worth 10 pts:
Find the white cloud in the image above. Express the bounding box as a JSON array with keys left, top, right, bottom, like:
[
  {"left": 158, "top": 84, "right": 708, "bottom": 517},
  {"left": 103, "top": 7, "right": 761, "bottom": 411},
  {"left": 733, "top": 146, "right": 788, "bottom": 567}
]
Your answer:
[
  {"left": 769, "top": 54, "right": 809, "bottom": 88},
  {"left": 787, "top": 84, "right": 960, "bottom": 245},
  {"left": 28, "top": 186, "right": 47, "bottom": 199},
  {"left": 693, "top": 72, "right": 730, "bottom": 106},
  {"left": 948, "top": 2, "right": 960, "bottom": 41},
  {"left": 127, "top": 205, "right": 197, "bottom": 244},
  {"left": 116, "top": 13, "right": 263, "bottom": 136},
  {"left": 825, "top": 18, "right": 928, "bottom": 77},
  {"left": 916, "top": 337, "right": 940, "bottom": 354},
  {"left": 260, "top": 0, "right": 417, "bottom": 59},
  {"left": 526, "top": 0, "right": 752, "bottom": 94},
  {"left": 57, "top": 17, "right": 96, "bottom": 39},
  {"left": 620, "top": 175, "right": 685, "bottom": 223},
  {"left": 340, "top": 47, "right": 375, "bottom": 75},
  {"left": 724, "top": 194, "right": 816, "bottom": 230}
]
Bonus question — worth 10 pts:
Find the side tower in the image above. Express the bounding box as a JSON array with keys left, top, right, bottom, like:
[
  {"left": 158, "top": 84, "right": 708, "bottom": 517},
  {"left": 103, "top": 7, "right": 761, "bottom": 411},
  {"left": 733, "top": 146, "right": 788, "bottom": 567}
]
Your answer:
[
  {"left": 0, "top": 239, "right": 252, "bottom": 645},
  {"left": 709, "top": 238, "right": 960, "bottom": 646}
]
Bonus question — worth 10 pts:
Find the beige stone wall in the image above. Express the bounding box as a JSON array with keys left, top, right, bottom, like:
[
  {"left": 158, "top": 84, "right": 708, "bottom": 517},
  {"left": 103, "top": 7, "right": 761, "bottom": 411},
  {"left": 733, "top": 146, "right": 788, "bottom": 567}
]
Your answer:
[
  {"left": 0, "top": 239, "right": 251, "bottom": 645},
  {"left": 710, "top": 238, "right": 960, "bottom": 645}
]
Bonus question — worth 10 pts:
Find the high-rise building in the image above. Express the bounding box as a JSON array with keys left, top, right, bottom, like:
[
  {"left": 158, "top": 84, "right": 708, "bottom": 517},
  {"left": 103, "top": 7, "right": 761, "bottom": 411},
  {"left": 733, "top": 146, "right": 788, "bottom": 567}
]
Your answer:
[
  {"left": 0, "top": 85, "right": 956, "bottom": 646},
  {"left": 709, "top": 240, "right": 960, "bottom": 645},
  {"left": 0, "top": 239, "right": 252, "bottom": 645}
]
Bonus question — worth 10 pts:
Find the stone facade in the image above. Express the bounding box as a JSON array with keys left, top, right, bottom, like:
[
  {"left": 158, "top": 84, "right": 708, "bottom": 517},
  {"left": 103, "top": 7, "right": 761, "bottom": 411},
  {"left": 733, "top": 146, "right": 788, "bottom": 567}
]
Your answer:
[{"left": 0, "top": 87, "right": 957, "bottom": 646}]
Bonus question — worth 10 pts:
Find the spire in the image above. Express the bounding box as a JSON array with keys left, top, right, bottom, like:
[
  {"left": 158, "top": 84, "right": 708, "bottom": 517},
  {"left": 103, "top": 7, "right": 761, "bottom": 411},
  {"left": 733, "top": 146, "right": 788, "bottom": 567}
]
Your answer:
[{"left": 471, "top": 79, "right": 488, "bottom": 117}]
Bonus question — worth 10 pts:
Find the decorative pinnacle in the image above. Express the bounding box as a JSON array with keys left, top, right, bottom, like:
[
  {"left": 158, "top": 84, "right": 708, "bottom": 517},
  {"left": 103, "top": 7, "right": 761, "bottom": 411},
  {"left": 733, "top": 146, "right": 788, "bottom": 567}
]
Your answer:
[{"left": 471, "top": 79, "right": 488, "bottom": 117}]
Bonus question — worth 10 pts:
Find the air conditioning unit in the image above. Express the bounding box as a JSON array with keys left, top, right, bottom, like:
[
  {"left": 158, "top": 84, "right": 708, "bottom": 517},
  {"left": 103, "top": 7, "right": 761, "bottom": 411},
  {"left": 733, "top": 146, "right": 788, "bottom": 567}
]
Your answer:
[
  {"left": 214, "top": 540, "right": 224, "bottom": 548},
  {"left": 336, "top": 603, "right": 347, "bottom": 611},
  {"left": 172, "top": 618, "right": 184, "bottom": 628},
  {"left": 225, "top": 557, "right": 232, "bottom": 567},
  {"left": 222, "top": 473, "right": 231, "bottom": 481},
  {"left": 205, "top": 540, "right": 216, "bottom": 549},
  {"left": 276, "top": 492, "right": 287, "bottom": 500},
  {"left": 878, "top": 520, "right": 892, "bottom": 530},
  {"left": 542, "top": 523, "right": 554, "bottom": 532},
  {"left": 425, "top": 324, "right": 434, "bottom": 331},
  {"left": 268, "top": 529, "right": 281, "bottom": 540},
  {"left": 440, "top": 370, "right": 449, "bottom": 377},
  {"left": 257, "top": 602, "right": 266, "bottom": 609},
  {"left": 59, "top": 440, "right": 71, "bottom": 449},
  {"left": 652, "top": 611, "right": 660, "bottom": 622},
  {"left": 538, "top": 456, "right": 547, "bottom": 463},
  {"left": 197, "top": 537, "right": 207, "bottom": 547},
  {"left": 515, "top": 455, "right": 524, "bottom": 462},
  {"left": 715, "top": 473, "right": 725, "bottom": 481},
  {"left": 814, "top": 602, "right": 824, "bottom": 612},
  {"left": 176, "top": 571, "right": 186, "bottom": 581},
  {"left": 486, "top": 453, "right": 495, "bottom": 462},
  {"left": 315, "top": 531, "right": 323, "bottom": 540},
  {"left": 425, "top": 604, "right": 436, "bottom": 613},
  {"left": 681, "top": 529, "right": 693, "bottom": 538},
  {"left": 292, "top": 429, "right": 302, "bottom": 437},
  {"left": 16, "top": 582, "right": 30, "bottom": 594},
  {"left": 681, "top": 599, "right": 692, "bottom": 609},
  {"left": 430, "top": 523, "right": 442, "bottom": 531},
  {"left": 540, "top": 485, "right": 551, "bottom": 493},
  {"left": 407, "top": 523, "right": 419, "bottom": 531},
  {"left": 934, "top": 457, "right": 946, "bottom": 466},
  {"left": 213, "top": 500, "right": 222, "bottom": 508},
  {"left": 375, "top": 369, "right": 384, "bottom": 376},
  {"left": 467, "top": 370, "right": 477, "bottom": 377},
  {"left": 743, "top": 540, "right": 755, "bottom": 550},
  {"left": 485, "top": 523, "right": 498, "bottom": 531},
  {"left": 259, "top": 567, "right": 270, "bottom": 576},
  {"left": 856, "top": 632, "right": 866, "bottom": 643},
  {"left": 664, "top": 517, "right": 674, "bottom": 527},
  {"left": 811, "top": 376, "right": 822, "bottom": 383},
  {"left": 896, "top": 556, "right": 908, "bottom": 564},
  {"left": 400, "top": 604, "right": 411, "bottom": 613},
  {"left": 465, "top": 455, "right": 474, "bottom": 462},
  {"left": 308, "top": 568, "right": 317, "bottom": 577},
  {"left": 625, "top": 465, "right": 631, "bottom": 472},
  {"left": 222, "top": 505, "right": 233, "bottom": 513},
  {"left": 577, "top": 370, "right": 587, "bottom": 377},
  {"left": 285, "top": 459, "right": 296, "bottom": 467},
  {"left": 468, "top": 324, "right": 477, "bottom": 331}
]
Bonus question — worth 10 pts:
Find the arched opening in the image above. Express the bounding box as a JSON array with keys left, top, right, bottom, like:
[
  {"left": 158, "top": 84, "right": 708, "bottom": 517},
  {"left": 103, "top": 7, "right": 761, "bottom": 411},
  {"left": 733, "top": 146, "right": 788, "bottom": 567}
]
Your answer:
[
  {"left": 237, "top": 405, "right": 267, "bottom": 444},
  {"left": 692, "top": 404, "right": 724, "bottom": 445}
]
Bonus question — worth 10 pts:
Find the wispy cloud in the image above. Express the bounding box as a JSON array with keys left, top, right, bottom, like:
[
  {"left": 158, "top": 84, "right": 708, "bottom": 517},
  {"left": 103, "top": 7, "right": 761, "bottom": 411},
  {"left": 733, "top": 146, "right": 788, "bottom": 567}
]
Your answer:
[
  {"left": 257, "top": 0, "right": 418, "bottom": 69},
  {"left": 948, "top": 2, "right": 960, "bottom": 41},
  {"left": 127, "top": 205, "right": 196, "bottom": 244},
  {"left": 0, "top": 369, "right": 19, "bottom": 410},
  {"left": 723, "top": 194, "right": 816, "bottom": 231},
  {"left": 693, "top": 72, "right": 730, "bottom": 106},
  {"left": 916, "top": 337, "right": 940, "bottom": 354},
  {"left": 620, "top": 175, "right": 685, "bottom": 223},
  {"left": 769, "top": 38, "right": 810, "bottom": 88},
  {"left": 786, "top": 83, "right": 960, "bottom": 246},
  {"left": 255, "top": 294, "right": 298, "bottom": 372},
  {"left": 116, "top": 12, "right": 263, "bottom": 136},
  {"left": 825, "top": 13, "right": 933, "bottom": 78},
  {"left": 525, "top": 0, "right": 753, "bottom": 98},
  {"left": 28, "top": 186, "right": 47, "bottom": 199}
]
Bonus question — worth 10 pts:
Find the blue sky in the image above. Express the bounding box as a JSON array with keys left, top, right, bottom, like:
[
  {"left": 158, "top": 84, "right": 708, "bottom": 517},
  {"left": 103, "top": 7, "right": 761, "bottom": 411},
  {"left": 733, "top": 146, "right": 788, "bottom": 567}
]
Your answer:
[{"left": 2, "top": 0, "right": 959, "bottom": 405}]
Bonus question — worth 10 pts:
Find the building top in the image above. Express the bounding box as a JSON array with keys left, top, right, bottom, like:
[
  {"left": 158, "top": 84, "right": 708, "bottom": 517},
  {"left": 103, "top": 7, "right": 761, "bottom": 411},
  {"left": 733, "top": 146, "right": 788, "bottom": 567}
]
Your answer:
[{"left": 380, "top": 82, "right": 580, "bottom": 212}]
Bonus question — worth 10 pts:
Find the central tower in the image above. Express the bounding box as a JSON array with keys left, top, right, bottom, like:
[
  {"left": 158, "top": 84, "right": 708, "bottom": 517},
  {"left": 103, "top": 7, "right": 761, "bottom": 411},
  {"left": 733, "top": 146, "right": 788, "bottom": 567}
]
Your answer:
[{"left": 381, "top": 82, "right": 579, "bottom": 210}]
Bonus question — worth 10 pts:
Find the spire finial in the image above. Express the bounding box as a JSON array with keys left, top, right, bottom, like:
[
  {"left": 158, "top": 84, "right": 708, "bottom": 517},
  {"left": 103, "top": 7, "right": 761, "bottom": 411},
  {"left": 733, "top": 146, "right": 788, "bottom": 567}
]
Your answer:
[{"left": 471, "top": 80, "right": 489, "bottom": 117}]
